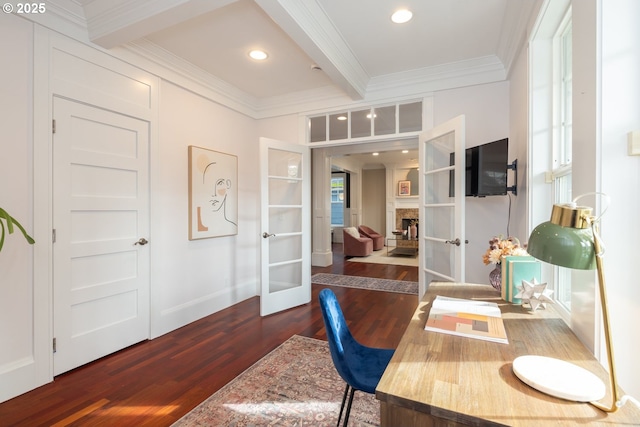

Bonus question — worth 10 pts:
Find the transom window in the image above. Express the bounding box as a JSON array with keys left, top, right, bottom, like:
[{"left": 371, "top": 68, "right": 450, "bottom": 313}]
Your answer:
[{"left": 308, "top": 101, "right": 422, "bottom": 143}]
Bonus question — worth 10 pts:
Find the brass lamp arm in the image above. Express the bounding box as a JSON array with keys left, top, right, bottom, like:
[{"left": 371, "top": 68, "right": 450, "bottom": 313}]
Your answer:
[{"left": 587, "top": 217, "right": 619, "bottom": 412}]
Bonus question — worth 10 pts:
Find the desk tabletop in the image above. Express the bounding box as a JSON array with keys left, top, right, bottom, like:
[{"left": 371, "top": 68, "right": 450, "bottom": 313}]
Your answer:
[{"left": 376, "top": 282, "right": 640, "bottom": 426}]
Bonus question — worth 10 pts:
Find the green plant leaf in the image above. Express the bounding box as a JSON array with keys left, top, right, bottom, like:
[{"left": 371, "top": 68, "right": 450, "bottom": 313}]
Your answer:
[
  {"left": 0, "top": 208, "right": 14, "bottom": 234},
  {"left": 0, "top": 207, "right": 35, "bottom": 252},
  {"left": 0, "top": 220, "right": 5, "bottom": 252}
]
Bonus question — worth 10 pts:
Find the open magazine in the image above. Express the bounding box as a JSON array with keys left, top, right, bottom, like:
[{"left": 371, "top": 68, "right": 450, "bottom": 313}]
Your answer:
[{"left": 424, "top": 295, "right": 508, "bottom": 344}]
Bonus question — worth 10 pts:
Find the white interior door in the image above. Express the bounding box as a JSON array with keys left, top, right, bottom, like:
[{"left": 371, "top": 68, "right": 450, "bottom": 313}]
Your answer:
[
  {"left": 419, "top": 115, "right": 466, "bottom": 297},
  {"left": 259, "top": 137, "right": 311, "bottom": 316},
  {"left": 53, "top": 97, "right": 150, "bottom": 375}
]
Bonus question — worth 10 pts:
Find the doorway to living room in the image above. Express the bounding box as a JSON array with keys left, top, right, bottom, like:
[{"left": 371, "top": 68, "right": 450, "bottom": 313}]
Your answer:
[{"left": 313, "top": 137, "right": 419, "bottom": 268}]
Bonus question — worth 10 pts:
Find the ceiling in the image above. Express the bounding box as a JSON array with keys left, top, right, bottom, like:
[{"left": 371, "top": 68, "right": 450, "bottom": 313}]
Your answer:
[
  {"left": 63, "top": 0, "right": 536, "bottom": 168},
  {"left": 69, "top": 0, "right": 538, "bottom": 116}
]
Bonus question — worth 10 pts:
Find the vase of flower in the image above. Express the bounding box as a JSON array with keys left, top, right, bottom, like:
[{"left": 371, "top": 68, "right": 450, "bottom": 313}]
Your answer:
[
  {"left": 483, "top": 235, "right": 528, "bottom": 292},
  {"left": 489, "top": 265, "right": 502, "bottom": 291}
]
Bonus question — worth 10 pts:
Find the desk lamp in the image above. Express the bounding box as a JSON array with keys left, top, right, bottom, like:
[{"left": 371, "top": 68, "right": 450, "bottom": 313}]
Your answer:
[{"left": 512, "top": 196, "right": 620, "bottom": 413}]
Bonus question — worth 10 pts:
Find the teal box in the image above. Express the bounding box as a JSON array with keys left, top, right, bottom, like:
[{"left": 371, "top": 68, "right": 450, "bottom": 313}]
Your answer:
[{"left": 503, "top": 256, "right": 541, "bottom": 304}]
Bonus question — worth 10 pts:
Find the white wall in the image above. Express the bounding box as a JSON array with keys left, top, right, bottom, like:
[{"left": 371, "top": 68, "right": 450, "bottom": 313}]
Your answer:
[
  {"left": 599, "top": 0, "right": 640, "bottom": 398},
  {"left": 150, "top": 81, "right": 261, "bottom": 338},
  {"left": 361, "top": 169, "right": 386, "bottom": 235},
  {"left": 257, "top": 114, "right": 300, "bottom": 143},
  {"left": 507, "top": 38, "right": 531, "bottom": 248},
  {"left": 433, "top": 81, "right": 513, "bottom": 284},
  {"left": 0, "top": 14, "right": 41, "bottom": 401}
]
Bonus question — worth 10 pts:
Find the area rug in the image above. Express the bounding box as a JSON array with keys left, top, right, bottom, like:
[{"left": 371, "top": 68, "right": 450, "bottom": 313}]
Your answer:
[
  {"left": 347, "top": 248, "right": 419, "bottom": 267},
  {"left": 172, "top": 335, "right": 379, "bottom": 427},
  {"left": 311, "top": 273, "right": 418, "bottom": 295}
]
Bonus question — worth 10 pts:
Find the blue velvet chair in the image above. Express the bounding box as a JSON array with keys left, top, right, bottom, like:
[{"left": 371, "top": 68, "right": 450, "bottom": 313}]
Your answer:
[{"left": 318, "top": 288, "right": 394, "bottom": 427}]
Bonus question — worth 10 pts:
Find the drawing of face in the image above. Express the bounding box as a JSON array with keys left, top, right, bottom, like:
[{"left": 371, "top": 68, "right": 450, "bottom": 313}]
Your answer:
[{"left": 210, "top": 178, "right": 231, "bottom": 211}]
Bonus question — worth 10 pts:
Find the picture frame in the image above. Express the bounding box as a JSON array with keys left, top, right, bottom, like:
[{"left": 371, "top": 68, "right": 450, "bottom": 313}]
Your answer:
[
  {"left": 398, "top": 180, "right": 411, "bottom": 196},
  {"left": 188, "top": 145, "right": 238, "bottom": 239}
]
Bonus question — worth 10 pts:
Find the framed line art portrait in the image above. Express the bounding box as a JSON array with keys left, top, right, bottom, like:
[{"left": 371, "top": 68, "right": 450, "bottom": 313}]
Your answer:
[
  {"left": 188, "top": 146, "right": 238, "bottom": 239},
  {"left": 398, "top": 180, "right": 411, "bottom": 196}
]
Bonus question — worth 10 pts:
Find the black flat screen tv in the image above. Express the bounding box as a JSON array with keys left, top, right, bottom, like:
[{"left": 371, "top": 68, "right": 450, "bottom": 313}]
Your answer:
[{"left": 449, "top": 138, "right": 509, "bottom": 197}]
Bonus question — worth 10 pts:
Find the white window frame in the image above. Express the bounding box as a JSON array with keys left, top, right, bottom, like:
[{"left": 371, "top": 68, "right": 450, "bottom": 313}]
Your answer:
[
  {"left": 551, "top": 15, "right": 573, "bottom": 313},
  {"left": 529, "top": 0, "right": 572, "bottom": 324},
  {"left": 330, "top": 175, "right": 345, "bottom": 227}
]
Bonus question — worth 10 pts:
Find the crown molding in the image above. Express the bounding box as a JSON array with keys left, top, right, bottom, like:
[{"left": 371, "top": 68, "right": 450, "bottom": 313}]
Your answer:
[
  {"left": 17, "top": 0, "right": 89, "bottom": 42},
  {"left": 497, "top": 0, "right": 540, "bottom": 78},
  {"left": 120, "top": 39, "right": 258, "bottom": 116},
  {"left": 32, "top": 1, "right": 513, "bottom": 120},
  {"left": 122, "top": 41, "right": 507, "bottom": 119},
  {"left": 121, "top": 39, "right": 360, "bottom": 119},
  {"left": 365, "top": 56, "right": 507, "bottom": 101},
  {"left": 83, "top": 0, "right": 232, "bottom": 48}
]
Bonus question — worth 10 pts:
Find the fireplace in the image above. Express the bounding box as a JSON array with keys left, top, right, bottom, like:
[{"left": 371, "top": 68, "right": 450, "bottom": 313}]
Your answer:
[{"left": 395, "top": 208, "right": 419, "bottom": 230}]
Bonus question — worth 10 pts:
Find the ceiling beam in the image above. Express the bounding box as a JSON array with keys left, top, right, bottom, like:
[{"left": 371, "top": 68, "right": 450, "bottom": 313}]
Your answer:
[
  {"left": 255, "top": 0, "right": 369, "bottom": 100},
  {"left": 84, "top": 0, "right": 236, "bottom": 48}
]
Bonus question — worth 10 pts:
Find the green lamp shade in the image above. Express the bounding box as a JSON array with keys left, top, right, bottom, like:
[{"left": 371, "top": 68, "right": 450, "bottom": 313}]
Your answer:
[{"left": 527, "top": 221, "right": 596, "bottom": 270}]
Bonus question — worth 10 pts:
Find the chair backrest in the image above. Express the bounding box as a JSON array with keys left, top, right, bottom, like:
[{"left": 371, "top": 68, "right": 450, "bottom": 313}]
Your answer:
[
  {"left": 318, "top": 288, "right": 357, "bottom": 385},
  {"left": 359, "top": 225, "right": 382, "bottom": 237},
  {"left": 358, "top": 225, "right": 374, "bottom": 235}
]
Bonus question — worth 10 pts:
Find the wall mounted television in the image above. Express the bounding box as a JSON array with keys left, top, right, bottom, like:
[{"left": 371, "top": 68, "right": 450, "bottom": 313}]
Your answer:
[{"left": 449, "top": 138, "right": 509, "bottom": 197}]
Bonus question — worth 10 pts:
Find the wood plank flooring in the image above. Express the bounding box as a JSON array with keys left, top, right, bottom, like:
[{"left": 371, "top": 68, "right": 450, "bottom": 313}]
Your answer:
[{"left": 0, "top": 244, "right": 418, "bottom": 426}]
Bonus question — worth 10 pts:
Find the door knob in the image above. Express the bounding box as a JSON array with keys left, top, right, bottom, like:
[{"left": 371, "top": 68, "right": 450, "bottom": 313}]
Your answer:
[
  {"left": 444, "top": 238, "right": 469, "bottom": 246},
  {"left": 134, "top": 238, "right": 148, "bottom": 246},
  {"left": 262, "top": 232, "right": 276, "bottom": 239}
]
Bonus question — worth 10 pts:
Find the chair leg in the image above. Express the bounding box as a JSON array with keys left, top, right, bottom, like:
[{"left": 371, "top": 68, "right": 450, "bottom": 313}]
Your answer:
[
  {"left": 336, "top": 383, "right": 350, "bottom": 427},
  {"left": 342, "top": 386, "right": 356, "bottom": 427}
]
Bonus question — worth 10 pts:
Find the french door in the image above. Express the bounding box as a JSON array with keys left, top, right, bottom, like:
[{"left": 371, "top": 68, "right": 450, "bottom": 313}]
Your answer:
[
  {"left": 259, "top": 137, "right": 311, "bottom": 316},
  {"left": 418, "top": 115, "right": 466, "bottom": 297}
]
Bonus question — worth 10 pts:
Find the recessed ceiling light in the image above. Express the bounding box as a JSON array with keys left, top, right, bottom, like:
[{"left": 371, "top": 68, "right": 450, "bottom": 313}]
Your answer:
[
  {"left": 402, "top": 150, "right": 409, "bottom": 154},
  {"left": 391, "top": 9, "right": 413, "bottom": 24},
  {"left": 337, "top": 116, "right": 347, "bottom": 121},
  {"left": 372, "top": 152, "right": 379, "bottom": 156},
  {"left": 249, "top": 50, "right": 268, "bottom": 60}
]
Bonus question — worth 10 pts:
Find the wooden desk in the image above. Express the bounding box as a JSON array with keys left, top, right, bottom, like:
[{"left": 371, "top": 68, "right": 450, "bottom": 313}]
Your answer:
[{"left": 376, "top": 282, "right": 640, "bottom": 426}]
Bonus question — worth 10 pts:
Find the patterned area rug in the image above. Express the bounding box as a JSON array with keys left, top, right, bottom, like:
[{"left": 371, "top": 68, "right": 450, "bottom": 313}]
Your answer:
[
  {"left": 172, "top": 335, "right": 379, "bottom": 427},
  {"left": 312, "top": 273, "right": 418, "bottom": 295}
]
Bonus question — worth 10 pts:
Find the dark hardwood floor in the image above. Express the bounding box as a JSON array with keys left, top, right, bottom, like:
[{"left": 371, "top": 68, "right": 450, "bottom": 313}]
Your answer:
[{"left": 0, "top": 244, "right": 418, "bottom": 427}]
